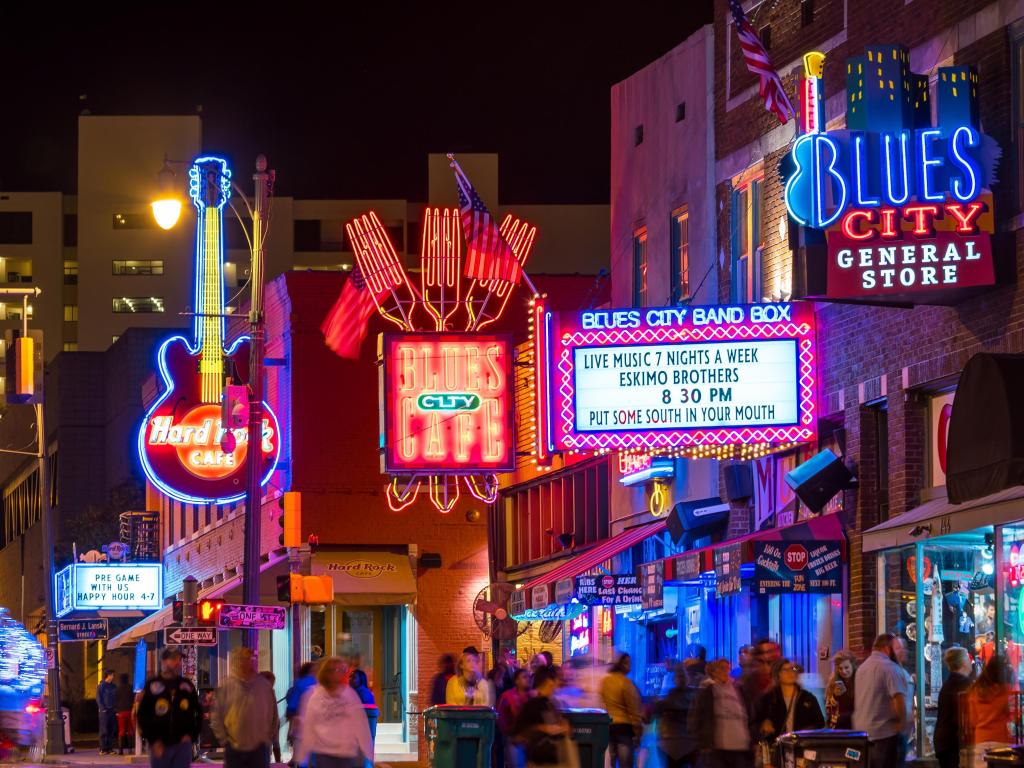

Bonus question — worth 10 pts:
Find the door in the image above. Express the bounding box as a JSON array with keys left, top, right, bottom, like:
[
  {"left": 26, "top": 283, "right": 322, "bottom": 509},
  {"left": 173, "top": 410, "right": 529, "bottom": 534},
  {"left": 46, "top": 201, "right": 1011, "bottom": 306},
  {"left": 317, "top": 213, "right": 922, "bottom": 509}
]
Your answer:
[{"left": 381, "top": 605, "right": 404, "bottom": 722}]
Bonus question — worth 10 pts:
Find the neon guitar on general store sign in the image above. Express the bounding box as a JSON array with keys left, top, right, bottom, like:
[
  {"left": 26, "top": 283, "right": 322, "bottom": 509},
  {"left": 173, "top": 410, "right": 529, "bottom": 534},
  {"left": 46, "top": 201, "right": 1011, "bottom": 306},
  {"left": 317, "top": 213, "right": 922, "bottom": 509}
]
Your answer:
[{"left": 784, "top": 47, "right": 1001, "bottom": 304}]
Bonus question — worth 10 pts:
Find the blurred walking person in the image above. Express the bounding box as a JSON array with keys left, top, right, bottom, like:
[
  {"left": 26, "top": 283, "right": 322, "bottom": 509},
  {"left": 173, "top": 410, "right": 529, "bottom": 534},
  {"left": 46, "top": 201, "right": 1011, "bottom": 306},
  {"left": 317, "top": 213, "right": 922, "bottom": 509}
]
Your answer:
[
  {"left": 934, "top": 647, "right": 972, "bottom": 768},
  {"left": 653, "top": 660, "right": 701, "bottom": 768},
  {"left": 513, "top": 666, "right": 578, "bottom": 768},
  {"left": 689, "top": 658, "right": 752, "bottom": 768},
  {"left": 429, "top": 654, "right": 456, "bottom": 707},
  {"left": 294, "top": 656, "right": 373, "bottom": 768},
  {"left": 211, "top": 647, "right": 278, "bottom": 768},
  {"left": 601, "top": 653, "right": 642, "bottom": 768},
  {"left": 498, "top": 669, "right": 531, "bottom": 768},
  {"left": 825, "top": 651, "right": 857, "bottom": 729},
  {"left": 754, "top": 660, "right": 824, "bottom": 757},
  {"left": 965, "top": 656, "right": 1012, "bottom": 768},
  {"left": 115, "top": 673, "right": 136, "bottom": 755},
  {"left": 285, "top": 660, "right": 319, "bottom": 764},
  {"left": 446, "top": 651, "right": 494, "bottom": 706},
  {"left": 137, "top": 649, "right": 202, "bottom": 768},
  {"left": 259, "top": 670, "right": 282, "bottom": 764},
  {"left": 853, "top": 633, "right": 911, "bottom": 768}
]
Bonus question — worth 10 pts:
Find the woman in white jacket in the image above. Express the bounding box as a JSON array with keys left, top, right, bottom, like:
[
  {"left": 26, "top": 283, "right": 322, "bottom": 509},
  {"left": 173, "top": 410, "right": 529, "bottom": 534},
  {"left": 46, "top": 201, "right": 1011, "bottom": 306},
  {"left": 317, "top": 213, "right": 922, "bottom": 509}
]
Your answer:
[{"left": 294, "top": 656, "right": 373, "bottom": 768}]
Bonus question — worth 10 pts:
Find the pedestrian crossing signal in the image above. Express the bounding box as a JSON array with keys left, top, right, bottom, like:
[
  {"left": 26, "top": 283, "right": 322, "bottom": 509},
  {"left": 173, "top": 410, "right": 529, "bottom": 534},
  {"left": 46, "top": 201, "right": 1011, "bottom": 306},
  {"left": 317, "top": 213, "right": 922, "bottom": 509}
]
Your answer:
[{"left": 197, "top": 599, "right": 224, "bottom": 626}]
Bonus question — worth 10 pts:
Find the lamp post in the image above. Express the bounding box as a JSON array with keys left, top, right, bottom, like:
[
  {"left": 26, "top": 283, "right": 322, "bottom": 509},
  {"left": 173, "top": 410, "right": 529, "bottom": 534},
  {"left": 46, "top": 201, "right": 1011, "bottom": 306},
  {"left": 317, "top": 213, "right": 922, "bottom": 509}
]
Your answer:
[{"left": 153, "top": 156, "right": 272, "bottom": 651}]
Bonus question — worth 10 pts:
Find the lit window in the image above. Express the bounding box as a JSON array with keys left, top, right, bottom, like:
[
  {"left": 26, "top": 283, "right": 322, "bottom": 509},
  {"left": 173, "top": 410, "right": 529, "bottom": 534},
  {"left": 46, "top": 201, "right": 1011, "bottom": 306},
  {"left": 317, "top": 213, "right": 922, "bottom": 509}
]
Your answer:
[
  {"left": 112, "top": 297, "right": 164, "bottom": 313},
  {"left": 113, "top": 260, "right": 164, "bottom": 276},
  {"left": 63, "top": 305, "right": 78, "bottom": 322},
  {"left": 731, "top": 170, "right": 763, "bottom": 303},
  {"left": 63, "top": 343, "right": 78, "bottom": 352},
  {"left": 632, "top": 228, "right": 648, "bottom": 308},
  {"left": 64, "top": 260, "right": 78, "bottom": 285},
  {"left": 671, "top": 206, "right": 689, "bottom": 303}
]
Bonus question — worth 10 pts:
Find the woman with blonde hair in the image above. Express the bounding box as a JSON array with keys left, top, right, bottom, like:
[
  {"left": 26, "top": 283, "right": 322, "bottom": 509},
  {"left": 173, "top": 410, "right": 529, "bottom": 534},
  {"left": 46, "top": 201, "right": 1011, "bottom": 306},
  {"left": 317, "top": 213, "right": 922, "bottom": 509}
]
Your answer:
[
  {"left": 825, "top": 650, "right": 857, "bottom": 729},
  {"left": 294, "top": 656, "right": 373, "bottom": 768}
]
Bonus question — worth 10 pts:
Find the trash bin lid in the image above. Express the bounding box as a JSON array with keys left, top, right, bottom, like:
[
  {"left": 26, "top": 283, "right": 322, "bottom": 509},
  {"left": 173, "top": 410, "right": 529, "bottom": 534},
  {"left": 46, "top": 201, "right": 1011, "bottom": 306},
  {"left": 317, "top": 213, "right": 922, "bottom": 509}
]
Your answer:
[
  {"left": 562, "top": 708, "right": 611, "bottom": 724},
  {"left": 985, "top": 747, "right": 1024, "bottom": 761},
  {"left": 423, "top": 705, "right": 497, "bottom": 719},
  {"left": 777, "top": 729, "right": 869, "bottom": 744}
]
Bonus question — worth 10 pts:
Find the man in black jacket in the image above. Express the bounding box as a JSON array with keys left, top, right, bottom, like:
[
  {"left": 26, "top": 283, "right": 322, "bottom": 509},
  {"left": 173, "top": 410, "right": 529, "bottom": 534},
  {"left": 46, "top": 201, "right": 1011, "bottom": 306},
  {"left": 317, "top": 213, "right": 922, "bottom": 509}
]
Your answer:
[
  {"left": 934, "top": 646, "right": 973, "bottom": 768},
  {"left": 137, "top": 649, "right": 202, "bottom": 768}
]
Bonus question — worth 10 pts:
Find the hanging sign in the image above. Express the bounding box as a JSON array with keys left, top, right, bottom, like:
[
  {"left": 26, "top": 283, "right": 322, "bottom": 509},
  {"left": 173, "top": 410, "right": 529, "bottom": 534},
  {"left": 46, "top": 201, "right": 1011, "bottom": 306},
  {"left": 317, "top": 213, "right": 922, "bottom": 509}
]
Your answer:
[
  {"left": 754, "top": 540, "right": 842, "bottom": 593},
  {"left": 217, "top": 604, "right": 287, "bottom": 630},
  {"left": 510, "top": 588, "right": 527, "bottom": 617},
  {"left": 531, "top": 584, "right": 550, "bottom": 609},
  {"left": 674, "top": 552, "right": 702, "bottom": 581},
  {"left": 639, "top": 561, "right": 664, "bottom": 611},
  {"left": 784, "top": 47, "right": 1001, "bottom": 306},
  {"left": 510, "top": 603, "right": 588, "bottom": 622},
  {"left": 714, "top": 543, "right": 743, "bottom": 595},
  {"left": 568, "top": 612, "right": 591, "bottom": 657},
  {"left": 575, "top": 574, "right": 643, "bottom": 606},
  {"left": 55, "top": 563, "right": 163, "bottom": 616},
  {"left": 163, "top": 627, "right": 218, "bottom": 646},
  {"left": 536, "top": 302, "right": 817, "bottom": 454},
  {"left": 554, "top": 579, "right": 575, "bottom": 606},
  {"left": 379, "top": 333, "right": 514, "bottom": 473}
]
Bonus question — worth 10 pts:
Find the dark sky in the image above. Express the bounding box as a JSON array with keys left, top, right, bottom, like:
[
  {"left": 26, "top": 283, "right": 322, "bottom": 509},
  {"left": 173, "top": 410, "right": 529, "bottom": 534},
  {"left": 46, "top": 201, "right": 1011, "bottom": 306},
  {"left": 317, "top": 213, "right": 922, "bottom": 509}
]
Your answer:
[{"left": 1, "top": 3, "right": 712, "bottom": 203}]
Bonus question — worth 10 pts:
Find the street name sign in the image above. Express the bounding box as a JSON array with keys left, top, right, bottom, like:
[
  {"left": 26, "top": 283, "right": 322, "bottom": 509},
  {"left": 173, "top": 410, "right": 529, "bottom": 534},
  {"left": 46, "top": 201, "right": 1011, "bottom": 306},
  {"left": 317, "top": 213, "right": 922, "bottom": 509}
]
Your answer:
[
  {"left": 218, "top": 604, "right": 287, "bottom": 630},
  {"left": 58, "top": 618, "right": 109, "bottom": 642},
  {"left": 164, "top": 627, "right": 218, "bottom": 646}
]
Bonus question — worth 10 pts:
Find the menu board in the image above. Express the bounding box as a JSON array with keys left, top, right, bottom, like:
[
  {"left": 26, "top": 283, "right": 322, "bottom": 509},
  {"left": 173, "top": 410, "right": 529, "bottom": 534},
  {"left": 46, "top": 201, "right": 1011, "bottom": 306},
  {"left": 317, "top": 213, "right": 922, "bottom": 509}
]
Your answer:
[
  {"left": 639, "top": 561, "right": 664, "bottom": 611},
  {"left": 714, "top": 543, "right": 743, "bottom": 595},
  {"left": 575, "top": 574, "right": 643, "bottom": 606},
  {"left": 754, "top": 540, "right": 842, "bottom": 594}
]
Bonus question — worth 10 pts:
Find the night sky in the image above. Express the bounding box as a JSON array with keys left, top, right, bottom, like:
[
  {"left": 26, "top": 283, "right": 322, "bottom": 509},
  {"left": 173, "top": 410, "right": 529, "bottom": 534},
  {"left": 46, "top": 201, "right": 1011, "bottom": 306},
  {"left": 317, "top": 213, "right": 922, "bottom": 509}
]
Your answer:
[{"left": 0, "top": 3, "right": 712, "bottom": 203}]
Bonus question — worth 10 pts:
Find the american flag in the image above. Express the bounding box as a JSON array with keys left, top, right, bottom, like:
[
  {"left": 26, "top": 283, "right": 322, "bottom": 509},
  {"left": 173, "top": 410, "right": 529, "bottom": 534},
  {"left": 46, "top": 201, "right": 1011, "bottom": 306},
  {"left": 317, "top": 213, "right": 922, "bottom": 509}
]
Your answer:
[
  {"left": 451, "top": 156, "right": 519, "bottom": 283},
  {"left": 729, "top": 0, "right": 795, "bottom": 124},
  {"left": 320, "top": 264, "right": 376, "bottom": 360}
]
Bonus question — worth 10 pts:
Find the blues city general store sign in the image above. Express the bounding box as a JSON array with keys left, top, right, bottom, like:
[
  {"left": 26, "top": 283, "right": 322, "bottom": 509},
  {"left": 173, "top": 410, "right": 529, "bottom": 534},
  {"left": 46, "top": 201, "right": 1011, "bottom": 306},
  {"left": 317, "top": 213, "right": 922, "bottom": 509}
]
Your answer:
[{"left": 784, "top": 46, "right": 1001, "bottom": 305}]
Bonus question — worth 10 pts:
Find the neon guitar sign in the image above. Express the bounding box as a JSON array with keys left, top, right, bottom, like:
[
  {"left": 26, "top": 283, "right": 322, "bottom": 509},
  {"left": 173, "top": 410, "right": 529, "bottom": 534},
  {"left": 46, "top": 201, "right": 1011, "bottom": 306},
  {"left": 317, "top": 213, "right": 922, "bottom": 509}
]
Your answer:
[{"left": 138, "top": 156, "right": 280, "bottom": 504}]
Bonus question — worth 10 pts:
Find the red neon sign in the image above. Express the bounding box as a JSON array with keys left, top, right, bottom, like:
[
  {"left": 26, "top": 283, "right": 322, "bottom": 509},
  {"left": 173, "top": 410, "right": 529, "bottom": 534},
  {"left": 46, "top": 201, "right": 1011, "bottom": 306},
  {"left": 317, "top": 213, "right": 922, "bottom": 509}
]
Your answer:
[{"left": 380, "top": 334, "right": 514, "bottom": 473}]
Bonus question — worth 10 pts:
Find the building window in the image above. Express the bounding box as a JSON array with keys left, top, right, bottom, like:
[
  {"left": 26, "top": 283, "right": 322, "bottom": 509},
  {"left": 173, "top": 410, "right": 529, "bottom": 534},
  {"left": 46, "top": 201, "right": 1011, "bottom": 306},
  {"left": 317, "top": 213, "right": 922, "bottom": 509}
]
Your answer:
[
  {"left": 675, "top": 102, "right": 686, "bottom": 122},
  {"left": 63, "top": 305, "right": 78, "bottom": 322},
  {"left": 294, "top": 220, "right": 321, "bottom": 251},
  {"left": 113, "top": 260, "right": 164, "bottom": 276},
  {"left": 112, "top": 297, "right": 164, "bottom": 313},
  {"left": 63, "top": 343, "right": 78, "bottom": 352},
  {"left": 0, "top": 213, "right": 32, "bottom": 244},
  {"left": 112, "top": 213, "right": 156, "bottom": 230},
  {"left": 634, "top": 125, "right": 644, "bottom": 146},
  {"left": 632, "top": 227, "right": 648, "bottom": 307},
  {"left": 730, "top": 172, "right": 763, "bottom": 303},
  {"left": 64, "top": 260, "right": 78, "bottom": 285},
  {"left": 2, "top": 258, "right": 32, "bottom": 283},
  {"left": 671, "top": 206, "right": 690, "bottom": 303},
  {"left": 1012, "top": 21, "right": 1024, "bottom": 214},
  {"left": 112, "top": 336, "right": 120, "bottom": 344},
  {"left": 63, "top": 214, "right": 77, "bottom": 247},
  {"left": 759, "top": 25, "right": 772, "bottom": 51},
  {"left": 801, "top": 0, "right": 815, "bottom": 26}
]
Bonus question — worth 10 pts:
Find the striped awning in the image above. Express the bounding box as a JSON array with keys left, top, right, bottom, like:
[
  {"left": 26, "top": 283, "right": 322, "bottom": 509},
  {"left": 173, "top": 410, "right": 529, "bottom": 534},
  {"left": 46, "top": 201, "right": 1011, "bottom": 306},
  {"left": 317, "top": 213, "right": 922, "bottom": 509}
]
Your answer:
[{"left": 521, "top": 519, "right": 668, "bottom": 595}]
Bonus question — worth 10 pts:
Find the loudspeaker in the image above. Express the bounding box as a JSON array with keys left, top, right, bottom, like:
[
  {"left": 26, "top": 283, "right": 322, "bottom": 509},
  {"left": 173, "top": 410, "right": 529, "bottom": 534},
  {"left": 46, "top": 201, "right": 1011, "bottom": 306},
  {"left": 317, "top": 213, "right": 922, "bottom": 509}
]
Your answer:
[
  {"left": 666, "top": 506, "right": 685, "bottom": 544},
  {"left": 724, "top": 464, "right": 753, "bottom": 501},
  {"left": 784, "top": 449, "right": 854, "bottom": 512},
  {"left": 419, "top": 553, "right": 442, "bottom": 569}
]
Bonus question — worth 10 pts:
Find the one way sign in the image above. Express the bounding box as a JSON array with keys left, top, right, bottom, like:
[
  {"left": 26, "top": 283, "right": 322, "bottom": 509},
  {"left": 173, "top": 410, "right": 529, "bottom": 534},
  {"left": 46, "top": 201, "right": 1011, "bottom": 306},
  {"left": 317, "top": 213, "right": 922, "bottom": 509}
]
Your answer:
[{"left": 164, "top": 627, "right": 218, "bottom": 646}]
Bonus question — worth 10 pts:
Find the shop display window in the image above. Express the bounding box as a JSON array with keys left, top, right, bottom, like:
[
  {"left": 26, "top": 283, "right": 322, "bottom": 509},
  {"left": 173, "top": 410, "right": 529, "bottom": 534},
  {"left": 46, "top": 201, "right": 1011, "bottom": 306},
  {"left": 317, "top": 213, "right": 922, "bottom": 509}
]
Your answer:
[
  {"left": 1002, "top": 524, "right": 1024, "bottom": 687},
  {"left": 879, "top": 527, "right": 994, "bottom": 759}
]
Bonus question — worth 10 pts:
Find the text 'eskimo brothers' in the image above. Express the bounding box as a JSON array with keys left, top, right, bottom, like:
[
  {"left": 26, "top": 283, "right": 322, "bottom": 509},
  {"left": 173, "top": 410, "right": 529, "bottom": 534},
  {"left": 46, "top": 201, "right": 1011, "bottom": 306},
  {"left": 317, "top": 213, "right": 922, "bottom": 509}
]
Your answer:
[{"left": 835, "top": 238, "right": 984, "bottom": 290}]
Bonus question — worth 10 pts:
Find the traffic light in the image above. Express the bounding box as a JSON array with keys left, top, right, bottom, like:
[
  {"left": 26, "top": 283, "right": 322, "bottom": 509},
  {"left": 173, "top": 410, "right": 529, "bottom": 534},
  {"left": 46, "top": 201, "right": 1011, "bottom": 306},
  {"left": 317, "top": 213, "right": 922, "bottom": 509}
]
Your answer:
[
  {"left": 278, "top": 492, "right": 302, "bottom": 548},
  {"left": 277, "top": 573, "right": 303, "bottom": 603},
  {"left": 172, "top": 600, "right": 184, "bottom": 623},
  {"left": 302, "top": 575, "right": 334, "bottom": 604},
  {"left": 221, "top": 384, "right": 248, "bottom": 429},
  {"left": 197, "top": 598, "right": 224, "bottom": 626},
  {"left": 308, "top": 534, "right": 319, "bottom": 555}
]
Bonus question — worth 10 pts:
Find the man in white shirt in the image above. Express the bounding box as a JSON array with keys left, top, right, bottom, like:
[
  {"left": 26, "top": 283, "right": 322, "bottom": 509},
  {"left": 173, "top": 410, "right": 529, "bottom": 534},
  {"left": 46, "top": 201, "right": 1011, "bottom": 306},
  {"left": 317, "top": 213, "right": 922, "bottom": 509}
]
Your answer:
[{"left": 853, "top": 633, "right": 910, "bottom": 768}]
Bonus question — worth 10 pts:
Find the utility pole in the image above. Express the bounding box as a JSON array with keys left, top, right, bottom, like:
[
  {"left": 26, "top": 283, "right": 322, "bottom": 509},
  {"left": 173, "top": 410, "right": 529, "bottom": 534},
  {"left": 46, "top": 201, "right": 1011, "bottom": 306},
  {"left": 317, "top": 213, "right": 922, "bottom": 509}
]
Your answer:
[{"left": 242, "top": 156, "right": 271, "bottom": 650}]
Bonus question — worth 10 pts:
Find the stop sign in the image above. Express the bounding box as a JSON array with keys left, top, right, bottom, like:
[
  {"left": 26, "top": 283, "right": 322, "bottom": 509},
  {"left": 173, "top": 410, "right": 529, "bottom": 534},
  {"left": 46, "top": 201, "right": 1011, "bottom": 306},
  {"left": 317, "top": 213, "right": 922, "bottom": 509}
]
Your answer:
[
  {"left": 601, "top": 576, "right": 615, "bottom": 589},
  {"left": 784, "top": 544, "right": 809, "bottom": 571}
]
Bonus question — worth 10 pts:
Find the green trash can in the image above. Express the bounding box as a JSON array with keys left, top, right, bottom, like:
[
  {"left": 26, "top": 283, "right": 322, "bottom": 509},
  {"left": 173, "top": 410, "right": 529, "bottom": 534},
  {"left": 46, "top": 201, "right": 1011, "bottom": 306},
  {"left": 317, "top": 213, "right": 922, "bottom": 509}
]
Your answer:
[
  {"left": 563, "top": 708, "right": 611, "bottom": 768},
  {"left": 423, "top": 705, "right": 496, "bottom": 768}
]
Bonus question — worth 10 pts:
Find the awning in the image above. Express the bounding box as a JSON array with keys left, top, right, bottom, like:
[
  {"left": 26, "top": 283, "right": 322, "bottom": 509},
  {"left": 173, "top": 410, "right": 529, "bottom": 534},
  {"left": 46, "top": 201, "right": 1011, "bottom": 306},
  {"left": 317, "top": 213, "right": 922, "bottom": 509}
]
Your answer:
[
  {"left": 669, "top": 512, "right": 846, "bottom": 576},
  {"left": 106, "top": 551, "right": 288, "bottom": 651},
  {"left": 948, "top": 353, "right": 1024, "bottom": 503},
  {"left": 312, "top": 550, "right": 416, "bottom": 606},
  {"left": 862, "top": 486, "right": 1024, "bottom": 552},
  {"left": 521, "top": 520, "right": 668, "bottom": 594}
]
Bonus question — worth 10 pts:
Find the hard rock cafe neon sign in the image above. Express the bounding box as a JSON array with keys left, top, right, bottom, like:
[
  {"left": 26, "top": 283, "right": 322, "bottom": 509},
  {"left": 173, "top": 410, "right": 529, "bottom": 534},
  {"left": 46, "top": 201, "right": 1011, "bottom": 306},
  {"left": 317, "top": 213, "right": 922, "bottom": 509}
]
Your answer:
[{"left": 138, "top": 157, "right": 281, "bottom": 505}]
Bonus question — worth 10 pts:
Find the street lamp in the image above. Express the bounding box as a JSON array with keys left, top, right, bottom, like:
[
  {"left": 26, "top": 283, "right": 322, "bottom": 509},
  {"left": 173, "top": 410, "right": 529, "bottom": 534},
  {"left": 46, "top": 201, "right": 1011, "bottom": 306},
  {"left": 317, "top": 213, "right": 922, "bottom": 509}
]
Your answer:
[
  {"left": 151, "top": 157, "right": 183, "bottom": 231},
  {"left": 152, "top": 155, "right": 271, "bottom": 650}
]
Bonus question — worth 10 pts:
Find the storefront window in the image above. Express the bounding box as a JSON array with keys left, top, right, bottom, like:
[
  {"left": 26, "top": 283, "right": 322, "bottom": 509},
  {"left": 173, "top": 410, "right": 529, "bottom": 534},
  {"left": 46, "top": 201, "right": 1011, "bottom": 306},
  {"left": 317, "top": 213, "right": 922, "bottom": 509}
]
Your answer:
[
  {"left": 879, "top": 527, "right": 994, "bottom": 759},
  {"left": 1002, "top": 524, "right": 1024, "bottom": 687}
]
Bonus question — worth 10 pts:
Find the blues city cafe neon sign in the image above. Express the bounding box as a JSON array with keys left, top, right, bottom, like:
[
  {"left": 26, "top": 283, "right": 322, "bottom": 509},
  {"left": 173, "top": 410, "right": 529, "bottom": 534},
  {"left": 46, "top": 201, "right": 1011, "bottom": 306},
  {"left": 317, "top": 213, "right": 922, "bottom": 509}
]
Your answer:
[{"left": 783, "top": 47, "right": 1001, "bottom": 303}]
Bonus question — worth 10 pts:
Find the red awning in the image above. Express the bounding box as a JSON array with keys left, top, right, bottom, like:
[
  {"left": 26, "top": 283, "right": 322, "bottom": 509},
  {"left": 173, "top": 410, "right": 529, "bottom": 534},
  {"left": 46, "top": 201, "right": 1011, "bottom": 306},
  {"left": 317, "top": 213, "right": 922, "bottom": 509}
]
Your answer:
[{"left": 521, "top": 520, "right": 668, "bottom": 594}]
